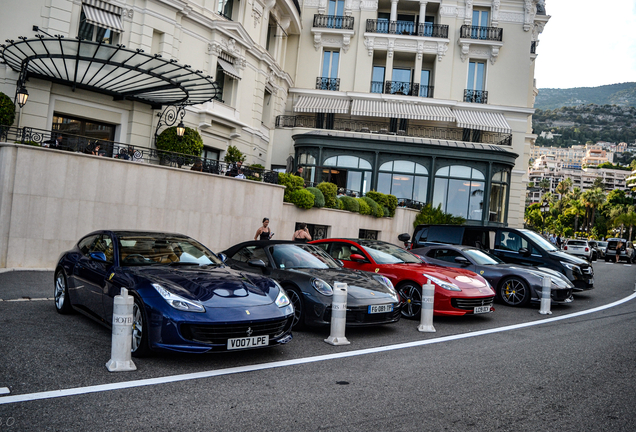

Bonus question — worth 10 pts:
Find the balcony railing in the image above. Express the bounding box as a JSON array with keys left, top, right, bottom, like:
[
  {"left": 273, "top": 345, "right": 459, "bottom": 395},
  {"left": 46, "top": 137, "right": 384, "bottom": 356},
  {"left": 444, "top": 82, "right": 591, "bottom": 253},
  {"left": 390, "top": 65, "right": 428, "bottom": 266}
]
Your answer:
[
  {"left": 366, "top": 20, "right": 448, "bottom": 38},
  {"left": 313, "top": 14, "right": 355, "bottom": 30},
  {"left": 316, "top": 77, "right": 340, "bottom": 91},
  {"left": 460, "top": 25, "right": 503, "bottom": 41},
  {"left": 0, "top": 125, "right": 280, "bottom": 183},
  {"left": 464, "top": 89, "right": 488, "bottom": 104},
  {"left": 275, "top": 116, "right": 512, "bottom": 146},
  {"left": 370, "top": 81, "right": 384, "bottom": 94},
  {"left": 385, "top": 80, "right": 419, "bottom": 96},
  {"left": 419, "top": 85, "right": 434, "bottom": 98}
]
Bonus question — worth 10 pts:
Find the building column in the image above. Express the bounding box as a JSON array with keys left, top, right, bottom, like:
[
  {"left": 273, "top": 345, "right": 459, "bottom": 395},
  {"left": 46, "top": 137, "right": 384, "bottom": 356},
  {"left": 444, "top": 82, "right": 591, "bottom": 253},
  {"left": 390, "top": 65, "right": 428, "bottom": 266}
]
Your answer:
[
  {"left": 385, "top": 52, "right": 394, "bottom": 82},
  {"left": 390, "top": 0, "right": 399, "bottom": 22},
  {"left": 483, "top": 162, "right": 493, "bottom": 225},
  {"left": 413, "top": 53, "right": 423, "bottom": 85},
  {"left": 419, "top": 1, "right": 427, "bottom": 24},
  {"left": 427, "top": 156, "right": 436, "bottom": 204}
]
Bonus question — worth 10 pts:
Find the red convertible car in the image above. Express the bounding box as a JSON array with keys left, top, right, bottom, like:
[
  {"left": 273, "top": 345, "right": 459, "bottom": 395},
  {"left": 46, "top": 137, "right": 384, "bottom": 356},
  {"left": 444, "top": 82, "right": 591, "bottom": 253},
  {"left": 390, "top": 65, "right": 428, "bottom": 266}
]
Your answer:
[{"left": 310, "top": 239, "right": 495, "bottom": 317}]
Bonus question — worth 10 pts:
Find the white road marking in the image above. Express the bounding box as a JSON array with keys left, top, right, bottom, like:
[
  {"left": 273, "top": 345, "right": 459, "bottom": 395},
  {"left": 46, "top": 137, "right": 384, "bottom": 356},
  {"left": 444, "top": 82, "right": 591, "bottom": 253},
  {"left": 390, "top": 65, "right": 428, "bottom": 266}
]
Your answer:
[
  {"left": 0, "top": 298, "right": 54, "bottom": 302},
  {"left": 0, "top": 388, "right": 9, "bottom": 395},
  {"left": 1, "top": 292, "right": 635, "bottom": 406}
]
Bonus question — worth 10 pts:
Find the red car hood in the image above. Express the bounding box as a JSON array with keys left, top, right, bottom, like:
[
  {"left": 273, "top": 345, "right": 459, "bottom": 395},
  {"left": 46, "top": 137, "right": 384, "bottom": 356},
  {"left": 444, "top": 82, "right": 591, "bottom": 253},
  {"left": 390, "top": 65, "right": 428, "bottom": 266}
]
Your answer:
[{"left": 380, "top": 262, "right": 493, "bottom": 293}]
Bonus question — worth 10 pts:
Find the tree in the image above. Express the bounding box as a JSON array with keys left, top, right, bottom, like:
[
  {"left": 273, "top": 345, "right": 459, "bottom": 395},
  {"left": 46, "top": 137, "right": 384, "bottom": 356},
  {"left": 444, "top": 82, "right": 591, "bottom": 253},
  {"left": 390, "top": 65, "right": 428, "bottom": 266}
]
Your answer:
[
  {"left": 581, "top": 187, "right": 606, "bottom": 230},
  {"left": 224, "top": 145, "right": 245, "bottom": 164},
  {"left": 592, "top": 176, "right": 605, "bottom": 190},
  {"left": 615, "top": 211, "right": 636, "bottom": 241},
  {"left": 565, "top": 199, "right": 586, "bottom": 233},
  {"left": 538, "top": 178, "right": 551, "bottom": 191},
  {"left": 0, "top": 92, "right": 16, "bottom": 127}
]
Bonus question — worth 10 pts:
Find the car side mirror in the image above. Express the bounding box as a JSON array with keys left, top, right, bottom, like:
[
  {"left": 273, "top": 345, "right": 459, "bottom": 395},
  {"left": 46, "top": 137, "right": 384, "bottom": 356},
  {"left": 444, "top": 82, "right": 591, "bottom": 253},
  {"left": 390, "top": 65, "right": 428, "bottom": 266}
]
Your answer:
[
  {"left": 519, "top": 247, "right": 532, "bottom": 257},
  {"left": 217, "top": 253, "right": 228, "bottom": 263},
  {"left": 350, "top": 254, "right": 367, "bottom": 263},
  {"left": 398, "top": 233, "right": 411, "bottom": 242},
  {"left": 248, "top": 259, "right": 267, "bottom": 268},
  {"left": 89, "top": 251, "right": 107, "bottom": 262},
  {"left": 454, "top": 256, "right": 470, "bottom": 266}
]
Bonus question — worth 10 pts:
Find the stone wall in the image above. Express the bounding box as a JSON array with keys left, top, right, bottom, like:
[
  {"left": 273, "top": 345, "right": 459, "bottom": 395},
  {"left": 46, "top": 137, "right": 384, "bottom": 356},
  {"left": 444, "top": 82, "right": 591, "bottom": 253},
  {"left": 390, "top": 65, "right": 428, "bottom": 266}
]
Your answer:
[{"left": 0, "top": 143, "right": 418, "bottom": 268}]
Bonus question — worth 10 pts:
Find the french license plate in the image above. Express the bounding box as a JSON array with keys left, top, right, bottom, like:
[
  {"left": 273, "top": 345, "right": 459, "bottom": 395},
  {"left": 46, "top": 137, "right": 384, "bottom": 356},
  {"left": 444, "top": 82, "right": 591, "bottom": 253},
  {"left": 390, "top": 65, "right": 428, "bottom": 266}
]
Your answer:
[
  {"left": 474, "top": 306, "right": 491, "bottom": 314},
  {"left": 368, "top": 304, "right": 393, "bottom": 314},
  {"left": 227, "top": 335, "right": 269, "bottom": 350}
]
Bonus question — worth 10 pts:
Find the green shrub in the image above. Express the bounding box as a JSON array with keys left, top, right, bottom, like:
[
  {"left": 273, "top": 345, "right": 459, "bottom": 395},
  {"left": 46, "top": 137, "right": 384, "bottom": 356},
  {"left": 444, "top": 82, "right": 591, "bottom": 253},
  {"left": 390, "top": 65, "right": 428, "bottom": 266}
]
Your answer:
[
  {"left": 0, "top": 92, "right": 16, "bottom": 127},
  {"left": 413, "top": 203, "right": 465, "bottom": 227},
  {"left": 383, "top": 206, "right": 390, "bottom": 217},
  {"left": 339, "top": 196, "right": 360, "bottom": 213},
  {"left": 356, "top": 197, "right": 371, "bottom": 215},
  {"left": 247, "top": 163, "right": 264, "bottom": 181},
  {"left": 317, "top": 182, "right": 338, "bottom": 208},
  {"left": 385, "top": 194, "right": 398, "bottom": 217},
  {"left": 224, "top": 145, "right": 245, "bottom": 164},
  {"left": 365, "top": 191, "right": 387, "bottom": 207},
  {"left": 278, "top": 173, "right": 305, "bottom": 202},
  {"left": 289, "top": 189, "right": 315, "bottom": 209},
  {"left": 306, "top": 187, "right": 325, "bottom": 208},
  {"left": 362, "top": 196, "right": 384, "bottom": 218},
  {"left": 337, "top": 198, "right": 345, "bottom": 210},
  {"left": 156, "top": 126, "right": 203, "bottom": 157},
  {"left": 15, "top": 140, "right": 40, "bottom": 146}
]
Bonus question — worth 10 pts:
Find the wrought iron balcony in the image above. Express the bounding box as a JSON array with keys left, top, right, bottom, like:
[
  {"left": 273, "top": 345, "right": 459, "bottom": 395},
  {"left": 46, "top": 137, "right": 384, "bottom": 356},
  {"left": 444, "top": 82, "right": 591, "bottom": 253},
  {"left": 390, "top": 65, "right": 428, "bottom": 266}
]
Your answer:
[
  {"left": 464, "top": 89, "right": 488, "bottom": 104},
  {"left": 366, "top": 20, "right": 449, "bottom": 38},
  {"left": 313, "top": 14, "right": 355, "bottom": 30},
  {"left": 419, "top": 85, "right": 434, "bottom": 98},
  {"left": 370, "top": 81, "right": 384, "bottom": 94},
  {"left": 274, "top": 115, "right": 512, "bottom": 146},
  {"left": 316, "top": 77, "right": 340, "bottom": 91},
  {"left": 418, "top": 23, "right": 449, "bottom": 38},
  {"left": 460, "top": 25, "right": 503, "bottom": 41},
  {"left": 385, "top": 80, "right": 419, "bottom": 96}
]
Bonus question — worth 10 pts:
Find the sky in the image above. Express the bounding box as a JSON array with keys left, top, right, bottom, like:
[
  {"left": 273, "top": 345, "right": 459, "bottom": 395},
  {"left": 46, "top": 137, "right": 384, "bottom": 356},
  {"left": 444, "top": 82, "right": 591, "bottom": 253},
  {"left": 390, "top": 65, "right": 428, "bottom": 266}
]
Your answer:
[{"left": 534, "top": 0, "right": 636, "bottom": 89}]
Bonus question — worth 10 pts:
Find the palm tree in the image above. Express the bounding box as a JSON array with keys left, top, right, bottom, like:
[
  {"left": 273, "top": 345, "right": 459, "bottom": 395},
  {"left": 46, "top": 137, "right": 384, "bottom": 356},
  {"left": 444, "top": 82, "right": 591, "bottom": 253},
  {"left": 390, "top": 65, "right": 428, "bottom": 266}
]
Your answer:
[
  {"left": 581, "top": 187, "right": 606, "bottom": 230},
  {"left": 538, "top": 178, "right": 551, "bottom": 191},
  {"left": 610, "top": 205, "right": 631, "bottom": 238},
  {"left": 615, "top": 211, "right": 636, "bottom": 241},
  {"left": 565, "top": 199, "right": 586, "bottom": 233}
]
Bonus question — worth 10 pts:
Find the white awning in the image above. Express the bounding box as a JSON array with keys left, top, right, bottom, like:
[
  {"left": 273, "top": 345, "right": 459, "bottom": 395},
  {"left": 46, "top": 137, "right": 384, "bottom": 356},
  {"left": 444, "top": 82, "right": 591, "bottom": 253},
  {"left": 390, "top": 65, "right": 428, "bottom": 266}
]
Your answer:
[
  {"left": 453, "top": 109, "right": 512, "bottom": 133},
  {"left": 217, "top": 58, "right": 241, "bottom": 80},
  {"left": 82, "top": 1, "right": 123, "bottom": 32},
  {"left": 294, "top": 96, "right": 350, "bottom": 114},
  {"left": 351, "top": 100, "right": 455, "bottom": 121}
]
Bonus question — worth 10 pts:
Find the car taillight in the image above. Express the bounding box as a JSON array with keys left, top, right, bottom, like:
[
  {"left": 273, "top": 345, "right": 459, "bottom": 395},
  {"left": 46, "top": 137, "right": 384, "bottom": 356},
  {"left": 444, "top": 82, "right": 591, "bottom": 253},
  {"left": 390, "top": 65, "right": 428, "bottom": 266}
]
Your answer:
[
  {"left": 585, "top": 247, "right": 589, "bottom": 252},
  {"left": 564, "top": 246, "right": 568, "bottom": 250}
]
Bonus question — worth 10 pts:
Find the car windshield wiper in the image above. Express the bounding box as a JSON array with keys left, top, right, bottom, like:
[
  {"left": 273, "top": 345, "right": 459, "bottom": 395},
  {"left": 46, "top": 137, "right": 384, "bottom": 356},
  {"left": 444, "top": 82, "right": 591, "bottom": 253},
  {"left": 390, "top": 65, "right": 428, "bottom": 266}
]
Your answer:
[{"left": 168, "top": 261, "right": 201, "bottom": 266}]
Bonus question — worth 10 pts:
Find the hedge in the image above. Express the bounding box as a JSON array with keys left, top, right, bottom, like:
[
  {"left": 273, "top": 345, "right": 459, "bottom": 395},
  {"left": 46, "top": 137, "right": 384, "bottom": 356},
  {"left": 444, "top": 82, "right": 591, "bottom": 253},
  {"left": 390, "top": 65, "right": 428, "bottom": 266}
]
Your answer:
[
  {"left": 289, "top": 189, "right": 315, "bottom": 209},
  {"left": 317, "top": 182, "right": 338, "bottom": 208},
  {"left": 362, "top": 196, "right": 384, "bottom": 218},
  {"left": 306, "top": 187, "right": 325, "bottom": 208},
  {"left": 356, "top": 197, "right": 371, "bottom": 215},
  {"left": 365, "top": 191, "right": 398, "bottom": 217},
  {"left": 278, "top": 173, "right": 304, "bottom": 202},
  {"left": 338, "top": 196, "right": 360, "bottom": 213}
]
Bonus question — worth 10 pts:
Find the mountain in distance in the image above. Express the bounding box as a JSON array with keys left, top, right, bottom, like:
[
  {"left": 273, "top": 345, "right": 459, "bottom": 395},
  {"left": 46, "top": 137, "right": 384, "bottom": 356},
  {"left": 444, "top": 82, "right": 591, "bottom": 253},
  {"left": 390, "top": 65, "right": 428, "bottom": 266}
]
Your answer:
[{"left": 535, "top": 82, "right": 636, "bottom": 110}]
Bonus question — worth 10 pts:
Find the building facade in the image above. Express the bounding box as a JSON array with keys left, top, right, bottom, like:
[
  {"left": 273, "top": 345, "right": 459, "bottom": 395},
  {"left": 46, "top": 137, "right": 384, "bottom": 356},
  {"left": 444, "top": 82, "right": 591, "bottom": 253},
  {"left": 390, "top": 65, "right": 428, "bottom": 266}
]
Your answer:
[
  {"left": 0, "top": 0, "right": 550, "bottom": 228},
  {"left": 275, "top": 0, "right": 549, "bottom": 227}
]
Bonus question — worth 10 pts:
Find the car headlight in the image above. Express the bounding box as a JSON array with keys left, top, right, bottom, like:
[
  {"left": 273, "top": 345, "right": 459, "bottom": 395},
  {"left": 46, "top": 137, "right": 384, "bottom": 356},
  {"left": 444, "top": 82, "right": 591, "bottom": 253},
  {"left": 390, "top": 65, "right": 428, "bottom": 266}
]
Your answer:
[
  {"left": 311, "top": 278, "right": 333, "bottom": 296},
  {"left": 560, "top": 261, "right": 580, "bottom": 272},
  {"left": 275, "top": 288, "right": 291, "bottom": 307},
  {"left": 152, "top": 283, "right": 205, "bottom": 313},
  {"left": 373, "top": 275, "right": 396, "bottom": 293},
  {"left": 422, "top": 274, "right": 461, "bottom": 292}
]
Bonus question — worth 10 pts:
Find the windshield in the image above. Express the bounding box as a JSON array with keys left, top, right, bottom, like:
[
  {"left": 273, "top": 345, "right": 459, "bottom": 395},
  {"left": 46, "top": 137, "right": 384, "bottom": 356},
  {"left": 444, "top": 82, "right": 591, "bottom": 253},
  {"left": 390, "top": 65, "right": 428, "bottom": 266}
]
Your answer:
[
  {"left": 567, "top": 240, "right": 587, "bottom": 246},
  {"left": 464, "top": 249, "right": 503, "bottom": 265},
  {"left": 597, "top": 241, "right": 608, "bottom": 247},
  {"left": 521, "top": 230, "right": 558, "bottom": 252},
  {"left": 359, "top": 241, "right": 422, "bottom": 264},
  {"left": 117, "top": 235, "right": 222, "bottom": 266},
  {"left": 269, "top": 244, "right": 340, "bottom": 269}
]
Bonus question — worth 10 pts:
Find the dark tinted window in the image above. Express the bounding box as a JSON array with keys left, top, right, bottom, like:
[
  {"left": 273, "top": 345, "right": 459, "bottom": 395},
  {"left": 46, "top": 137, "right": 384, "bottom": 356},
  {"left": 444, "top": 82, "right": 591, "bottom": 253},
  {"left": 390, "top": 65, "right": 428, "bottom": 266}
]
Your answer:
[
  {"left": 498, "top": 230, "right": 538, "bottom": 254},
  {"left": 231, "top": 246, "right": 270, "bottom": 266},
  {"left": 431, "top": 249, "right": 462, "bottom": 263},
  {"left": 90, "top": 235, "right": 114, "bottom": 263},
  {"left": 78, "top": 235, "right": 99, "bottom": 256},
  {"left": 428, "top": 226, "right": 463, "bottom": 244}
]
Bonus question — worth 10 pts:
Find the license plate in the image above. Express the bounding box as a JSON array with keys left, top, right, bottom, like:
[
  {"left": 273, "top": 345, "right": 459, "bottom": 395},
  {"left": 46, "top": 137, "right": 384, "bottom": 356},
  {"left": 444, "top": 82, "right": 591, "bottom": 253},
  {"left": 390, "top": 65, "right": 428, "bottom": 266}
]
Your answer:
[
  {"left": 227, "top": 335, "right": 269, "bottom": 350},
  {"left": 368, "top": 304, "right": 393, "bottom": 314},
  {"left": 589, "top": 278, "right": 594, "bottom": 285},
  {"left": 474, "top": 306, "right": 491, "bottom": 314}
]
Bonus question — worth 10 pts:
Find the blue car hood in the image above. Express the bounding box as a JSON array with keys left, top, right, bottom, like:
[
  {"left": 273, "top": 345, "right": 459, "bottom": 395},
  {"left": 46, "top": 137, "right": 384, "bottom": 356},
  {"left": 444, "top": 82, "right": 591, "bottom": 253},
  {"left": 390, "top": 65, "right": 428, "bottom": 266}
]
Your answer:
[{"left": 130, "top": 265, "right": 275, "bottom": 307}]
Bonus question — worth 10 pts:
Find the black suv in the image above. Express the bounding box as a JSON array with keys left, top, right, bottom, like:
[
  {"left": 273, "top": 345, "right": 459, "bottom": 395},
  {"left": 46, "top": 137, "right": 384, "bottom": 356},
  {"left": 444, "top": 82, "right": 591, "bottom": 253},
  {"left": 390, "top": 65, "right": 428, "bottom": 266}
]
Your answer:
[{"left": 405, "top": 225, "right": 594, "bottom": 291}]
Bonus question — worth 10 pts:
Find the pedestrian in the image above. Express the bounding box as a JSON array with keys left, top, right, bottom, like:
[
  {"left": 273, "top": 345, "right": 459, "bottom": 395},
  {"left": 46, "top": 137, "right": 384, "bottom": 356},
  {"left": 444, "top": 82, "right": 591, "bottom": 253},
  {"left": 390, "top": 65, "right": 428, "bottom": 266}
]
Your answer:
[
  {"left": 294, "top": 166, "right": 304, "bottom": 177},
  {"left": 556, "top": 235, "right": 562, "bottom": 249},
  {"left": 292, "top": 223, "right": 312, "bottom": 242},
  {"left": 616, "top": 240, "right": 623, "bottom": 263},
  {"left": 254, "top": 217, "right": 273, "bottom": 241},
  {"left": 550, "top": 234, "right": 556, "bottom": 245}
]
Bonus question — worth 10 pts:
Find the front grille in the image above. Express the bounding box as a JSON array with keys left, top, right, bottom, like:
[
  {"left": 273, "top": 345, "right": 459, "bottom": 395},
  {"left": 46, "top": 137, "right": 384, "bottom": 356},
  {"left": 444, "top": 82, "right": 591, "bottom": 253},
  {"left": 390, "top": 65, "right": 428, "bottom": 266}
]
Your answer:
[
  {"left": 323, "top": 304, "right": 401, "bottom": 324},
  {"left": 552, "top": 289, "right": 572, "bottom": 302},
  {"left": 181, "top": 317, "right": 292, "bottom": 345},
  {"left": 451, "top": 297, "right": 494, "bottom": 310}
]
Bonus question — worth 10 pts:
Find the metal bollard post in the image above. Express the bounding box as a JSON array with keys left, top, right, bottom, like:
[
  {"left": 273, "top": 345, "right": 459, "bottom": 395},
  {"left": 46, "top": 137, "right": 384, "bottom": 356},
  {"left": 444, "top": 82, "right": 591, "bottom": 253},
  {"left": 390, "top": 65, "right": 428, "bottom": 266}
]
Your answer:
[
  {"left": 106, "top": 288, "right": 137, "bottom": 372},
  {"left": 539, "top": 276, "right": 552, "bottom": 315},
  {"left": 324, "top": 282, "right": 350, "bottom": 346},
  {"left": 417, "top": 280, "right": 436, "bottom": 332}
]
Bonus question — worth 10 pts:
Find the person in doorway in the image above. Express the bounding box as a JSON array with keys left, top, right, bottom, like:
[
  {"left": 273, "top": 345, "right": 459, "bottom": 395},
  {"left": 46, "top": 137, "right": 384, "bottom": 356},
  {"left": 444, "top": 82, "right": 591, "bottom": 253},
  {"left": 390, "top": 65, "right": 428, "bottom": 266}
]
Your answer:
[
  {"left": 293, "top": 223, "right": 312, "bottom": 242},
  {"left": 254, "top": 218, "right": 273, "bottom": 241}
]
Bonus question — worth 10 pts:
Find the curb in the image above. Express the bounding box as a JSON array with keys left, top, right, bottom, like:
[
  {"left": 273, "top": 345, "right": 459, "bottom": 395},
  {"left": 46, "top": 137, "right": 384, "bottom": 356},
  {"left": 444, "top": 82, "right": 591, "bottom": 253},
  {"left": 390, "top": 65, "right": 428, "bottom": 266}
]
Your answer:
[{"left": 0, "top": 268, "right": 54, "bottom": 274}]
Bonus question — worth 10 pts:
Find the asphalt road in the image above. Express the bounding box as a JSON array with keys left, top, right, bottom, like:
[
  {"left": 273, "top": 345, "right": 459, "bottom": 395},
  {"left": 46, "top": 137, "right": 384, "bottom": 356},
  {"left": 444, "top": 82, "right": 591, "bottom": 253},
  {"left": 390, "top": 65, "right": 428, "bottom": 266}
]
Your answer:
[{"left": 0, "top": 263, "right": 635, "bottom": 431}]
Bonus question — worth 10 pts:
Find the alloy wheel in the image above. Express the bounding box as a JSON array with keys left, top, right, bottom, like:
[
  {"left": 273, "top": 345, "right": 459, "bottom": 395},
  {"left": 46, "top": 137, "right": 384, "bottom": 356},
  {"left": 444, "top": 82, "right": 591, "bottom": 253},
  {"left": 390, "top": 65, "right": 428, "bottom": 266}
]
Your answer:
[
  {"left": 286, "top": 289, "right": 304, "bottom": 328},
  {"left": 398, "top": 283, "right": 422, "bottom": 319},
  {"left": 500, "top": 278, "right": 530, "bottom": 306}
]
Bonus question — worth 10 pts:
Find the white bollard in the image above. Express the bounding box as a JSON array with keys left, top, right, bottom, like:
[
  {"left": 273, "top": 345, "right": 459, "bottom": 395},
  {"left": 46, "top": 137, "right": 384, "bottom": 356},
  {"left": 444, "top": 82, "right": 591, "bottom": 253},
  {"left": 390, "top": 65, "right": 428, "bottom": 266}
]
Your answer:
[
  {"left": 539, "top": 276, "right": 552, "bottom": 315},
  {"left": 417, "top": 280, "right": 436, "bottom": 332},
  {"left": 106, "top": 288, "right": 137, "bottom": 372},
  {"left": 324, "top": 282, "right": 350, "bottom": 346}
]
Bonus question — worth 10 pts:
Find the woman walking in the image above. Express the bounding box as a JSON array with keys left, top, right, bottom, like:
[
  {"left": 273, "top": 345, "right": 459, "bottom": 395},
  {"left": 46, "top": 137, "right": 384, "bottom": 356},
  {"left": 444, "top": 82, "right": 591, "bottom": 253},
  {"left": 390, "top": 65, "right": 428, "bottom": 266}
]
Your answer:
[
  {"left": 254, "top": 218, "right": 273, "bottom": 241},
  {"left": 292, "top": 223, "right": 312, "bottom": 242}
]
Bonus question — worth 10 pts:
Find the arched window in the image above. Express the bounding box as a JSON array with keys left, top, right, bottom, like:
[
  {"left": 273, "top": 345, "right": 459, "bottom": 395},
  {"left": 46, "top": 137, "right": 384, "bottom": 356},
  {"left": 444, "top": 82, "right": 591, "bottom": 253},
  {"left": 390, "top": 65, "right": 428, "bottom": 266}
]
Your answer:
[
  {"left": 433, "top": 165, "right": 485, "bottom": 220},
  {"left": 377, "top": 160, "right": 428, "bottom": 202},
  {"left": 321, "top": 155, "right": 372, "bottom": 193},
  {"left": 489, "top": 170, "right": 510, "bottom": 223}
]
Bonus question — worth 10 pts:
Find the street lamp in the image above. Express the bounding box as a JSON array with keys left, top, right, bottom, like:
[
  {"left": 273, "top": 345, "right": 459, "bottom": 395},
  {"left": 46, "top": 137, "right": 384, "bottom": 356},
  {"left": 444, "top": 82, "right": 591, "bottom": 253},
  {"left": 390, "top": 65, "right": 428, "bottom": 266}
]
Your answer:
[
  {"left": 176, "top": 120, "right": 186, "bottom": 138},
  {"left": 540, "top": 200, "right": 550, "bottom": 232},
  {"left": 16, "top": 86, "right": 29, "bottom": 107}
]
